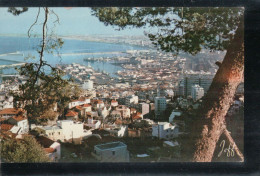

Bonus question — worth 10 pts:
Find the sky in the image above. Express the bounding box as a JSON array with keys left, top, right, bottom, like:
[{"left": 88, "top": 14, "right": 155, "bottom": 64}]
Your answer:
[{"left": 0, "top": 7, "right": 146, "bottom": 36}]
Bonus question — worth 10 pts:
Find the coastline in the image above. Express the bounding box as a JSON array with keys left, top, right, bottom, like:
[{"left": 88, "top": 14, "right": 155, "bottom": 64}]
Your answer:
[{"left": 0, "top": 34, "right": 153, "bottom": 50}]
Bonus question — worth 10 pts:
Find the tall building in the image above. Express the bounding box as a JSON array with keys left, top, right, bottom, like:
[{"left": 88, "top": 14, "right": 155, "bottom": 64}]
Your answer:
[
  {"left": 191, "top": 84, "right": 204, "bottom": 101},
  {"left": 154, "top": 83, "right": 167, "bottom": 119},
  {"left": 179, "top": 72, "right": 214, "bottom": 97},
  {"left": 154, "top": 97, "right": 166, "bottom": 119}
]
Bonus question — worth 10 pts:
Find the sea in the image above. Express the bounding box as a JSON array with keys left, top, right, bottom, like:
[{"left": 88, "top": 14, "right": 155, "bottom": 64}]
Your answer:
[{"left": 0, "top": 36, "right": 148, "bottom": 77}]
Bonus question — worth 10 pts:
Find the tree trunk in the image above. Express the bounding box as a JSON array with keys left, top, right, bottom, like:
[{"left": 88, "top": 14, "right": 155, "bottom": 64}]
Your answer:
[{"left": 191, "top": 17, "right": 244, "bottom": 162}]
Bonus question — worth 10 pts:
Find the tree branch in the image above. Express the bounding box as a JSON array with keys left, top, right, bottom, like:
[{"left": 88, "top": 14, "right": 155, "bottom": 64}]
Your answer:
[
  {"left": 33, "top": 7, "right": 49, "bottom": 87},
  {"left": 28, "top": 8, "right": 41, "bottom": 38}
]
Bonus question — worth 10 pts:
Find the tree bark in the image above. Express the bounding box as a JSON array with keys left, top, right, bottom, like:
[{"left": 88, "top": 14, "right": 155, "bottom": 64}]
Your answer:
[{"left": 192, "top": 16, "right": 244, "bottom": 162}]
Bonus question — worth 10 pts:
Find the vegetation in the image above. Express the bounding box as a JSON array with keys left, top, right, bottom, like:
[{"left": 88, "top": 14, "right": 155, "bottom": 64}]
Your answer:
[
  {"left": 8, "top": 8, "right": 80, "bottom": 128},
  {"left": 0, "top": 136, "right": 50, "bottom": 162},
  {"left": 129, "top": 120, "right": 151, "bottom": 129}
]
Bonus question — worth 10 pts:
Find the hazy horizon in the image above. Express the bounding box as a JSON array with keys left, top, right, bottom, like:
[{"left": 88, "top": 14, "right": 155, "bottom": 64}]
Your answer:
[{"left": 0, "top": 7, "right": 148, "bottom": 36}]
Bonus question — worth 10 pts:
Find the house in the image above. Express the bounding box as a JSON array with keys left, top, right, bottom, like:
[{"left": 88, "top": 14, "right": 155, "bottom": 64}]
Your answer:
[
  {"left": 0, "top": 99, "right": 13, "bottom": 110},
  {"left": 41, "top": 126, "right": 63, "bottom": 142},
  {"left": 92, "top": 141, "right": 130, "bottom": 162},
  {"left": 0, "top": 124, "right": 14, "bottom": 132},
  {"left": 105, "top": 126, "right": 128, "bottom": 138},
  {"left": 98, "top": 107, "right": 109, "bottom": 119},
  {"left": 85, "top": 117, "right": 101, "bottom": 129},
  {"left": 65, "top": 111, "right": 78, "bottom": 120},
  {"left": 110, "top": 110, "right": 122, "bottom": 118},
  {"left": 125, "top": 95, "right": 138, "bottom": 107},
  {"left": 0, "top": 108, "right": 24, "bottom": 119},
  {"left": 7, "top": 116, "right": 28, "bottom": 134},
  {"left": 0, "top": 93, "right": 13, "bottom": 110},
  {"left": 57, "top": 120, "right": 84, "bottom": 144},
  {"left": 132, "top": 112, "right": 143, "bottom": 121},
  {"left": 130, "top": 108, "right": 137, "bottom": 115},
  {"left": 74, "top": 106, "right": 84, "bottom": 118},
  {"left": 152, "top": 122, "right": 179, "bottom": 139},
  {"left": 36, "top": 136, "right": 61, "bottom": 162},
  {"left": 68, "top": 97, "right": 91, "bottom": 109},
  {"left": 38, "top": 120, "right": 87, "bottom": 144},
  {"left": 136, "top": 103, "right": 149, "bottom": 115},
  {"left": 115, "top": 105, "right": 130, "bottom": 119},
  {"left": 82, "top": 104, "right": 92, "bottom": 114},
  {"left": 0, "top": 123, "right": 24, "bottom": 136},
  {"left": 111, "top": 100, "right": 118, "bottom": 107},
  {"left": 96, "top": 100, "right": 105, "bottom": 109}
]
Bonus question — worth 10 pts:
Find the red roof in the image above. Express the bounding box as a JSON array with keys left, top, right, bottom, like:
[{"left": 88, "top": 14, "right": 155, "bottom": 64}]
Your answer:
[
  {"left": 82, "top": 104, "right": 91, "bottom": 108},
  {"left": 111, "top": 100, "right": 118, "bottom": 103},
  {"left": 97, "top": 100, "right": 104, "bottom": 104},
  {"left": 75, "top": 106, "right": 83, "bottom": 111},
  {"left": 136, "top": 112, "right": 142, "bottom": 116},
  {"left": 79, "top": 97, "right": 87, "bottom": 101},
  {"left": 65, "top": 111, "right": 78, "bottom": 117},
  {"left": 11, "top": 115, "right": 27, "bottom": 122},
  {"left": 132, "top": 113, "right": 142, "bottom": 120},
  {"left": 130, "top": 108, "right": 137, "bottom": 112},
  {"left": 0, "top": 118, "right": 5, "bottom": 122},
  {"left": 44, "top": 148, "right": 55, "bottom": 153},
  {"left": 86, "top": 112, "right": 92, "bottom": 116},
  {"left": 0, "top": 108, "right": 24, "bottom": 115},
  {"left": 0, "top": 124, "right": 14, "bottom": 131}
]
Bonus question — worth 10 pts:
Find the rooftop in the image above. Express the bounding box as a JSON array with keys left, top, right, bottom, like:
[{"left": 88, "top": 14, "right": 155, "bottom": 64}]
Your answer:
[
  {"left": 36, "top": 136, "right": 55, "bottom": 148},
  {"left": 65, "top": 111, "right": 78, "bottom": 117},
  {"left": 95, "top": 141, "right": 126, "bottom": 150},
  {"left": 0, "top": 108, "right": 24, "bottom": 115},
  {"left": 43, "top": 126, "right": 62, "bottom": 131},
  {"left": 0, "top": 124, "right": 14, "bottom": 131},
  {"left": 11, "top": 115, "right": 27, "bottom": 122}
]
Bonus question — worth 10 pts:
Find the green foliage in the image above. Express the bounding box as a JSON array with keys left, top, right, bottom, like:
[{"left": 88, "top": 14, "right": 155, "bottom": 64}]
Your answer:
[
  {"left": 92, "top": 7, "right": 243, "bottom": 55},
  {"left": 11, "top": 64, "right": 70, "bottom": 125},
  {"left": 0, "top": 136, "right": 50, "bottom": 162},
  {"left": 130, "top": 120, "right": 151, "bottom": 129},
  {"left": 9, "top": 8, "right": 77, "bottom": 126},
  {"left": 8, "top": 7, "right": 28, "bottom": 16}
]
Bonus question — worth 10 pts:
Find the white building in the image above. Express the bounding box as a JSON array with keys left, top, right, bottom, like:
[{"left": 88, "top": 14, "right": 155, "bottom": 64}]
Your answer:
[
  {"left": 152, "top": 122, "right": 179, "bottom": 139},
  {"left": 115, "top": 105, "right": 130, "bottom": 119},
  {"left": 0, "top": 93, "right": 13, "bottom": 110},
  {"left": 125, "top": 95, "right": 138, "bottom": 107},
  {"left": 92, "top": 141, "right": 130, "bottom": 162},
  {"left": 133, "top": 103, "right": 149, "bottom": 116},
  {"left": 154, "top": 97, "right": 166, "bottom": 119},
  {"left": 191, "top": 85, "right": 204, "bottom": 101},
  {"left": 68, "top": 98, "right": 91, "bottom": 109},
  {"left": 105, "top": 125, "right": 128, "bottom": 138},
  {"left": 7, "top": 116, "right": 29, "bottom": 134},
  {"left": 111, "top": 100, "right": 118, "bottom": 107},
  {"left": 85, "top": 117, "right": 101, "bottom": 129},
  {"left": 98, "top": 107, "right": 109, "bottom": 119},
  {"left": 57, "top": 120, "right": 84, "bottom": 141},
  {"left": 36, "top": 136, "right": 61, "bottom": 162},
  {"left": 39, "top": 120, "right": 87, "bottom": 144},
  {"left": 169, "top": 110, "right": 182, "bottom": 123}
]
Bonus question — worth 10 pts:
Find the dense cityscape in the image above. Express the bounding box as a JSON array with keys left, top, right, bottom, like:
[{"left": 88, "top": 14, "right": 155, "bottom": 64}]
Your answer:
[{"left": 0, "top": 35, "right": 244, "bottom": 162}]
